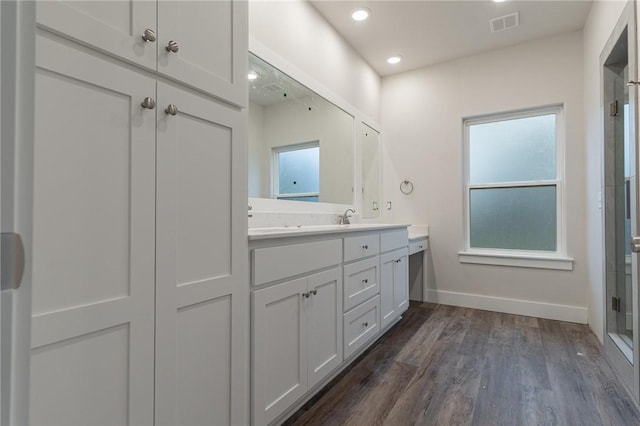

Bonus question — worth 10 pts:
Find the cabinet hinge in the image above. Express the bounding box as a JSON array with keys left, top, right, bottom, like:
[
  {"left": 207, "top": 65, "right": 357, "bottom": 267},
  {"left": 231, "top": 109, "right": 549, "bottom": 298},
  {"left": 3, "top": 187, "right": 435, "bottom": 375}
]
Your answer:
[{"left": 609, "top": 101, "right": 618, "bottom": 117}]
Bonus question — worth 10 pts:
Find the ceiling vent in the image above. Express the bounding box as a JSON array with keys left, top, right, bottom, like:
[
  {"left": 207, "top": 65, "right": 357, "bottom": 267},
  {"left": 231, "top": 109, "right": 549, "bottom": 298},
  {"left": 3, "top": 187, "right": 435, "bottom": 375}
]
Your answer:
[
  {"left": 262, "top": 82, "right": 284, "bottom": 92},
  {"left": 490, "top": 12, "right": 520, "bottom": 33}
]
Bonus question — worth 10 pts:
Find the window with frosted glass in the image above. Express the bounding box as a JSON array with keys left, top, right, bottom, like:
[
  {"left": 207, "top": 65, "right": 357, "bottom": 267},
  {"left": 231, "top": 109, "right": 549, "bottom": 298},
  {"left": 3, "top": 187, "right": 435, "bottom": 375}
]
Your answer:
[
  {"left": 470, "top": 186, "right": 557, "bottom": 250},
  {"left": 466, "top": 109, "right": 560, "bottom": 252},
  {"left": 274, "top": 144, "right": 319, "bottom": 202}
]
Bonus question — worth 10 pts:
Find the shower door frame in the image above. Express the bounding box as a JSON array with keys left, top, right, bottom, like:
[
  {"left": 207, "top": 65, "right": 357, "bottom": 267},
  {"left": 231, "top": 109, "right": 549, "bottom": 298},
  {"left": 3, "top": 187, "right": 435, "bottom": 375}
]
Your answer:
[{"left": 601, "top": 0, "right": 640, "bottom": 402}]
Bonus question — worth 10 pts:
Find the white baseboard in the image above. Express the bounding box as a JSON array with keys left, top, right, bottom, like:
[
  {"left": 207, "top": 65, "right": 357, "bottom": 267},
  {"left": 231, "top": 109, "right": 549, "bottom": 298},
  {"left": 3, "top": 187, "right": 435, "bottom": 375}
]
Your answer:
[{"left": 425, "top": 289, "right": 587, "bottom": 324}]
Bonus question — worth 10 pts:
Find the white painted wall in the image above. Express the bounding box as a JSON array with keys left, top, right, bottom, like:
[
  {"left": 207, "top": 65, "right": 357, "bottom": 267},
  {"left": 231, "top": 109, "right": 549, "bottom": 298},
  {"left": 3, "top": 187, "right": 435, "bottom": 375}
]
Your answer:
[
  {"left": 583, "top": 0, "right": 627, "bottom": 342},
  {"left": 381, "top": 31, "right": 588, "bottom": 323},
  {"left": 249, "top": 0, "right": 381, "bottom": 123}
]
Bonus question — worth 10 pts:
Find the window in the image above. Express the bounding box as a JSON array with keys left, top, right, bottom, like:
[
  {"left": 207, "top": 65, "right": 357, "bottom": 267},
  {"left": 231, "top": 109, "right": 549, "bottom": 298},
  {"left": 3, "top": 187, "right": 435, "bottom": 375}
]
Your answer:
[
  {"left": 460, "top": 106, "right": 572, "bottom": 270},
  {"left": 273, "top": 142, "right": 320, "bottom": 202}
]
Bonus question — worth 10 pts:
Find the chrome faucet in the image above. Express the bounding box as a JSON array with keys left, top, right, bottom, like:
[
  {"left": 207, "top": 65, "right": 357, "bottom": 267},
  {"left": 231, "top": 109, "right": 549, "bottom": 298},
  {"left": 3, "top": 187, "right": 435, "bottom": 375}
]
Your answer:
[{"left": 339, "top": 208, "right": 356, "bottom": 225}]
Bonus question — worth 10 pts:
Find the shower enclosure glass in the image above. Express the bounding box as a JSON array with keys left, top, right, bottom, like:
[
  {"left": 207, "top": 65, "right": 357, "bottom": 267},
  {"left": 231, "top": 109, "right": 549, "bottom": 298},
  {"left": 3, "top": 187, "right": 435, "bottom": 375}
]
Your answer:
[{"left": 602, "top": 3, "right": 640, "bottom": 401}]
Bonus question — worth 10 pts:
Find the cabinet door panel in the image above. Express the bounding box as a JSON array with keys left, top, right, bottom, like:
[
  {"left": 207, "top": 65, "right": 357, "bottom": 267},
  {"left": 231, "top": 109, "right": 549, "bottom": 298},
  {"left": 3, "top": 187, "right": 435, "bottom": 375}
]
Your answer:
[
  {"left": 380, "top": 248, "right": 409, "bottom": 329},
  {"left": 394, "top": 252, "right": 409, "bottom": 314},
  {"left": 157, "top": 0, "right": 247, "bottom": 106},
  {"left": 308, "top": 268, "right": 343, "bottom": 388},
  {"left": 36, "top": 0, "right": 156, "bottom": 70},
  {"left": 253, "top": 278, "right": 308, "bottom": 426},
  {"left": 30, "top": 35, "right": 156, "bottom": 425},
  {"left": 380, "top": 252, "right": 396, "bottom": 329},
  {"left": 155, "top": 82, "right": 247, "bottom": 425}
]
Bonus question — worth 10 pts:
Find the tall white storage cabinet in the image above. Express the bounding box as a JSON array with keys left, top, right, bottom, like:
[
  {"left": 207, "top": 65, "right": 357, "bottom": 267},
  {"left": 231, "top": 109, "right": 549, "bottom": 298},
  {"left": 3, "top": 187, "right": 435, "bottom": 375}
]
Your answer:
[{"left": 30, "top": 2, "right": 248, "bottom": 425}]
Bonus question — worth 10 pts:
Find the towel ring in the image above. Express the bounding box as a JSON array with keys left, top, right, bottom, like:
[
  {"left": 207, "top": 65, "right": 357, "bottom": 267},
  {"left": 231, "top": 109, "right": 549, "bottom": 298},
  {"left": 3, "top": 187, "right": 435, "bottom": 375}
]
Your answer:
[{"left": 400, "top": 180, "right": 414, "bottom": 195}]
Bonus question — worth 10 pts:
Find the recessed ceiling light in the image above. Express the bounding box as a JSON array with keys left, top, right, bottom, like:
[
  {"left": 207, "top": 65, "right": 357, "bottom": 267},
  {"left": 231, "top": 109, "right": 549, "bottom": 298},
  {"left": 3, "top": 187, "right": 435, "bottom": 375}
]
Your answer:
[
  {"left": 492, "top": 0, "right": 506, "bottom": 3},
  {"left": 248, "top": 71, "right": 258, "bottom": 81},
  {"left": 387, "top": 55, "right": 402, "bottom": 65},
  {"left": 351, "top": 7, "right": 370, "bottom": 22}
]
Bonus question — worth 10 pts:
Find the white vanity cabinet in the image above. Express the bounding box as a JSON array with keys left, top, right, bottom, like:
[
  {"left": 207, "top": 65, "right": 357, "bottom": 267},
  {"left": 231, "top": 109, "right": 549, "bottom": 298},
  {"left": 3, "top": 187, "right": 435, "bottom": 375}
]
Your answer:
[
  {"left": 252, "top": 267, "right": 343, "bottom": 426},
  {"left": 36, "top": 0, "right": 247, "bottom": 106},
  {"left": 380, "top": 229, "right": 410, "bottom": 330},
  {"left": 251, "top": 239, "right": 343, "bottom": 426},
  {"left": 249, "top": 224, "right": 409, "bottom": 425},
  {"left": 31, "top": 2, "right": 248, "bottom": 425}
]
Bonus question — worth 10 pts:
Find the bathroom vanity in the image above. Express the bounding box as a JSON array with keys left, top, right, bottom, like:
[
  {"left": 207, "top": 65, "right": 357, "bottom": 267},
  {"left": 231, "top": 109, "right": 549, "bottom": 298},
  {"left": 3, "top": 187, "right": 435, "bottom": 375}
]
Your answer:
[{"left": 249, "top": 224, "right": 409, "bottom": 425}]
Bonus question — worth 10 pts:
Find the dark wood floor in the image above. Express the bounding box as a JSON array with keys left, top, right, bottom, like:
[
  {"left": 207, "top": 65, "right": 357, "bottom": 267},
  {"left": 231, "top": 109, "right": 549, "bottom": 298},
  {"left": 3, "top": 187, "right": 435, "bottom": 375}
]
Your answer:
[{"left": 284, "top": 302, "right": 640, "bottom": 426}]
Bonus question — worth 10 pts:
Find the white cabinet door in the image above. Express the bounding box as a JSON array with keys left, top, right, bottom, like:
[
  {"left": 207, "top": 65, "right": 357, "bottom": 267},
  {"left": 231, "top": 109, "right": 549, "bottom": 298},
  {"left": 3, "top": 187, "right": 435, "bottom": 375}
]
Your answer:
[
  {"left": 380, "top": 248, "right": 409, "bottom": 329},
  {"left": 30, "top": 34, "right": 156, "bottom": 426},
  {"left": 307, "top": 268, "right": 343, "bottom": 389},
  {"left": 155, "top": 81, "right": 247, "bottom": 426},
  {"left": 253, "top": 278, "right": 308, "bottom": 426},
  {"left": 36, "top": 0, "right": 157, "bottom": 70},
  {"left": 380, "top": 252, "right": 396, "bottom": 330},
  {"left": 158, "top": 0, "right": 248, "bottom": 107},
  {"left": 394, "top": 251, "right": 409, "bottom": 314}
]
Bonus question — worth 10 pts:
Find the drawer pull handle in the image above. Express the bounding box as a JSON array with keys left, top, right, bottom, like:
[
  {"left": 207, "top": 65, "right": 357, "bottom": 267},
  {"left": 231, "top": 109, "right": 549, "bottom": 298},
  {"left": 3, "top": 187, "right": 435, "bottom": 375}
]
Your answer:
[
  {"left": 142, "top": 28, "right": 156, "bottom": 42},
  {"left": 310, "top": 289, "right": 317, "bottom": 296},
  {"left": 362, "top": 279, "right": 368, "bottom": 284},
  {"left": 141, "top": 97, "right": 156, "bottom": 110},
  {"left": 166, "top": 40, "right": 179, "bottom": 53},
  {"left": 165, "top": 104, "right": 178, "bottom": 116},
  {"left": 363, "top": 322, "right": 369, "bottom": 327},
  {"left": 363, "top": 245, "right": 368, "bottom": 250}
]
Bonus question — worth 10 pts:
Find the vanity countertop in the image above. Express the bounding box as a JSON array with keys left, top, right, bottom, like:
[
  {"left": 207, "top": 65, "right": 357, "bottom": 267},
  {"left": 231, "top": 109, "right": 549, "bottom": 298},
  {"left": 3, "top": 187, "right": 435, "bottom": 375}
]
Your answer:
[
  {"left": 248, "top": 223, "right": 410, "bottom": 240},
  {"left": 408, "top": 225, "right": 429, "bottom": 242}
]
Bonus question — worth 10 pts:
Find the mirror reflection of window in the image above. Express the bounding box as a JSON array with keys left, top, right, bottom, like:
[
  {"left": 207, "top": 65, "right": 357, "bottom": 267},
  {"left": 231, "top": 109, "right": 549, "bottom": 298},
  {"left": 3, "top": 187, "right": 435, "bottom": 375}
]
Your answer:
[
  {"left": 273, "top": 142, "right": 320, "bottom": 202},
  {"left": 248, "top": 53, "right": 354, "bottom": 204}
]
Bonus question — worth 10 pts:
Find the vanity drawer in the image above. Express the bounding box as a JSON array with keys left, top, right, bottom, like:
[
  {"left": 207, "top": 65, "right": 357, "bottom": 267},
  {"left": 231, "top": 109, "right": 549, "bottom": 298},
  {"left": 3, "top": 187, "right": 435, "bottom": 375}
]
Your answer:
[
  {"left": 344, "top": 234, "right": 379, "bottom": 262},
  {"left": 343, "top": 295, "right": 380, "bottom": 359},
  {"left": 252, "top": 239, "right": 343, "bottom": 286},
  {"left": 381, "top": 228, "right": 408, "bottom": 253},
  {"left": 409, "top": 238, "right": 428, "bottom": 255},
  {"left": 343, "top": 257, "right": 379, "bottom": 312}
]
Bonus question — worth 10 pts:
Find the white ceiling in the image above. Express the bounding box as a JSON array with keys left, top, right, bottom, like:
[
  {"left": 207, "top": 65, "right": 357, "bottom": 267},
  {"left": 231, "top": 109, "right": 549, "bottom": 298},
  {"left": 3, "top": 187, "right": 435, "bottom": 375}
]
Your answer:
[{"left": 309, "top": 0, "right": 593, "bottom": 76}]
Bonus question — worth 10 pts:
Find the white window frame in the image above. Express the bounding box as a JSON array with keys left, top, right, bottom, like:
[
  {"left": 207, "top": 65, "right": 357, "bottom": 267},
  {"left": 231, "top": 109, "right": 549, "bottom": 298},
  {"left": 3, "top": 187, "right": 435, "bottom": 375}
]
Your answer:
[
  {"left": 459, "top": 105, "right": 573, "bottom": 270},
  {"left": 272, "top": 140, "right": 320, "bottom": 201}
]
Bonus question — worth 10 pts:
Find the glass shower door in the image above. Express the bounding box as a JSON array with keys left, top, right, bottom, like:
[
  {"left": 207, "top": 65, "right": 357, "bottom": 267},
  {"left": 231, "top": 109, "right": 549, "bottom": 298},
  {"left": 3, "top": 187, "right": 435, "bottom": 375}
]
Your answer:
[{"left": 604, "top": 26, "right": 637, "bottom": 368}]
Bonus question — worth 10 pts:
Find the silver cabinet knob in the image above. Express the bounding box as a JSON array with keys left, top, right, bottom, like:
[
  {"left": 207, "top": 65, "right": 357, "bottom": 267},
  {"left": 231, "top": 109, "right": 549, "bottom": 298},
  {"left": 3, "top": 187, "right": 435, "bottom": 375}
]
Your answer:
[
  {"left": 302, "top": 292, "right": 310, "bottom": 298},
  {"left": 142, "top": 29, "right": 156, "bottom": 42},
  {"left": 362, "top": 279, "right": 368, "bottom": 284},
  {"left": 141, "top": 97, "right": 156, "bottom": 109},
  {"left": 166, "top": 40, "right": 179, "bottom": 53},
  {"left": 362, "top": 322, "right": 369, "bottom": 327},
  {"left": 363, "top": 245, "right": 368, "bottom": 250},
  {"left": 631, "top": 237, "right": 640, "bottom": 253},
  {"left": 165, "top": 104, "right": 178, "bottom": 116},
  {"left": 310, "top": 289, "right": 317, "bottom": 296}
]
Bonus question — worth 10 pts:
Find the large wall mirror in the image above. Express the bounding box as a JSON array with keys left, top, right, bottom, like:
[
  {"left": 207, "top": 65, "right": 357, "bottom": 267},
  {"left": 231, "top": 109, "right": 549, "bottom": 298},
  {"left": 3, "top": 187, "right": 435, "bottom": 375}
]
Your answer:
[
  {"left": 248, "top": 53, "right": 354, "bottom": 204},
  {"left": 361, "top": 123, "right": 381, "bottom": 218}
]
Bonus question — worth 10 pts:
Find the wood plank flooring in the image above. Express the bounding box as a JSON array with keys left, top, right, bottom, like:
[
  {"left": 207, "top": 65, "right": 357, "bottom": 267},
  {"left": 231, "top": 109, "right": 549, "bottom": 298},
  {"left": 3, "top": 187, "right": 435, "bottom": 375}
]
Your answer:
[{"left": 283, "top": 302, "right": 640, "bottom": 426}]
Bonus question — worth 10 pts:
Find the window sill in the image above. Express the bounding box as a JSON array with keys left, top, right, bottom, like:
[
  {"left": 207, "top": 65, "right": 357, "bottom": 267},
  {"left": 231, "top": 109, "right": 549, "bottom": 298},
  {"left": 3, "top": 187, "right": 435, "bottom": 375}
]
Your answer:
[{"left": 458, "top": 251, "right": 573, "bottom": 271}]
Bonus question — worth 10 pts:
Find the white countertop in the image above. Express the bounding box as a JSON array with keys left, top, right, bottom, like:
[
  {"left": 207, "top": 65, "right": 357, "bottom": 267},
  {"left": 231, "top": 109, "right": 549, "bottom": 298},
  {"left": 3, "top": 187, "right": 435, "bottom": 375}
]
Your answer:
[
  {"left": 248, "top": 223, "right": 410, "bottom": 240},
  {"left": 408, "top": 225, "right": 429, "bottom": 242}
]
